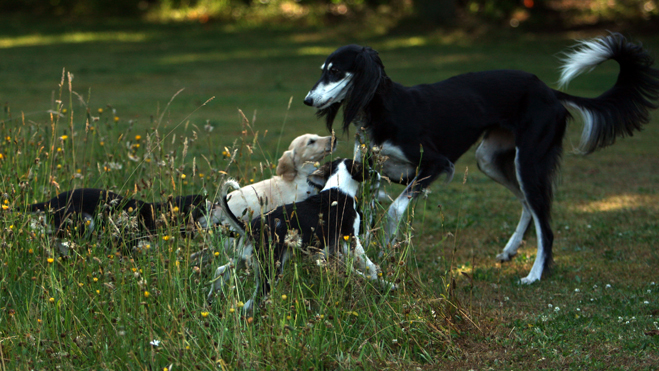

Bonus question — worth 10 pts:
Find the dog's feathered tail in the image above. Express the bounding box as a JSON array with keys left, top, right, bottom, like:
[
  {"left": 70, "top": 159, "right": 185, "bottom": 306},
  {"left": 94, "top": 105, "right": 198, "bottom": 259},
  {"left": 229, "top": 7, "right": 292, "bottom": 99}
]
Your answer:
[
  {"left": 219, "top": 179, "right": 246, "bottom": 237},
  {"left": 555, "top": 33, "right": 659, "bottom": 154}
]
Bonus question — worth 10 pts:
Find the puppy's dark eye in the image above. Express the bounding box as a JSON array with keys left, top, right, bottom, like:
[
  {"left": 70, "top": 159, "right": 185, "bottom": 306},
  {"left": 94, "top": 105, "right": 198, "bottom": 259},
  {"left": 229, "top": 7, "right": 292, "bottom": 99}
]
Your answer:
[
  {"left": 308, "top": 139, "right": 316, "bottom": 145},
  {"left": 329, "top": 67, "right": 340, "bottom": 74}
]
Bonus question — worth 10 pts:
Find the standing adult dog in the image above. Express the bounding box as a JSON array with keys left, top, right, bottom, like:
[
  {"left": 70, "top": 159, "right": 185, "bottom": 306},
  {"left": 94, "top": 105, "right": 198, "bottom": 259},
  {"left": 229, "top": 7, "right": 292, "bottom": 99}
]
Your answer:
[
  {"left": 304, "top": 33, "right": 659, "bottom": 283},
  {"left": 209, "top": 159, "right": 390, "bottom": 312}
]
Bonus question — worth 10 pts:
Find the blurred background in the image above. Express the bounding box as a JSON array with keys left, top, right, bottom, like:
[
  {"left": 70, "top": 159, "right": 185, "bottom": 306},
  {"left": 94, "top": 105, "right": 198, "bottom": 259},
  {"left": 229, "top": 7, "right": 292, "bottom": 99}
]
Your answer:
[{"left": 1, "top": 0, "right": 658, "bottom": 32}]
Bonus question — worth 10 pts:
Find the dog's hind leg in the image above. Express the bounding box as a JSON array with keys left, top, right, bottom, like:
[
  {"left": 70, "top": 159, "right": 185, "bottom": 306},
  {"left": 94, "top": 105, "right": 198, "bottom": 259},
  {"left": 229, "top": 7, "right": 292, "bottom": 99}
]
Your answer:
[
  {"left": 513, "top": 106, "right": 565, "bottom": 284},
  {"left": 475, "top": 128, "right": 532, "bottom": 262}
]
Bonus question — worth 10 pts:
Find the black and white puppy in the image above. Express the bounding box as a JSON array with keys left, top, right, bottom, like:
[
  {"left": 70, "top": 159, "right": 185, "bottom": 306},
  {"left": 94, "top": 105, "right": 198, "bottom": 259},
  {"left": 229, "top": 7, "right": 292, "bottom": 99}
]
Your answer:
[
  {"left": 304, "top": 33, "right": 659, "bottom": 284},
  {"left": 210, "top": 158, "right": 391, "bottom": 312}
]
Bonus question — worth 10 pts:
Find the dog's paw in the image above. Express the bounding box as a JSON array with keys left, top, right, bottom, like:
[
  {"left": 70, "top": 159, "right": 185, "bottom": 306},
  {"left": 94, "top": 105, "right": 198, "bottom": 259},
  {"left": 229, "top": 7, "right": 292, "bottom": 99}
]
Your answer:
[
  {"left": 519, "top": 275, "right": 540, "bottom": 285},
  {"left": 496, "top": 251, "right": 516, "bottom": 262}
]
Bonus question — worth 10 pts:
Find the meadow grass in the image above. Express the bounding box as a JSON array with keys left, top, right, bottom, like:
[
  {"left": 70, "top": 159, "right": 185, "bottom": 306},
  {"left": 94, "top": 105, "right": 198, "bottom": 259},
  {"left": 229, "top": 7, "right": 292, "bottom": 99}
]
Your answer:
[{"left": 1, "top": 20, "right": 658, "bottom": 369}]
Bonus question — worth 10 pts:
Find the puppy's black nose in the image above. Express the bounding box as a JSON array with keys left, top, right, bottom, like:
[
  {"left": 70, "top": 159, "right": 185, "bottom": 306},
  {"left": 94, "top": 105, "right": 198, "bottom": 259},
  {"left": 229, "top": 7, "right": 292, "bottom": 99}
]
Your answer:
[{"left": 303, "top": 96, "right": 314, "bottom": 106}]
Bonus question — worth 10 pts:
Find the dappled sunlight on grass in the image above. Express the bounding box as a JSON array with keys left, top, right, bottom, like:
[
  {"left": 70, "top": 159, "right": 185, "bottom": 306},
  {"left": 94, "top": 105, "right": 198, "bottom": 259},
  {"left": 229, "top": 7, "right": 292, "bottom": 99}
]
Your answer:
[
  {"left": 572, "top": 194, "right": 659, "bottom": 213},
  {"left": 378, "top": 36, "right": 428, "bottom": 50},
  {"left": 0, "top": 31, "right": 152, "bottom": 49},
  {"left": 160, "top": 45, "right": 342, "bottom": 65}
]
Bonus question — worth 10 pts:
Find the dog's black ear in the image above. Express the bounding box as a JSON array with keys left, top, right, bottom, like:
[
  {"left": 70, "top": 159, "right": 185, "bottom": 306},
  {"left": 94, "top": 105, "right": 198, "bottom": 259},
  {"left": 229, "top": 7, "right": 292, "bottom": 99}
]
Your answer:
[
  {"left": 343, "top": 47, "right": 384, "bottom": 132},
  {"left": 308, "top": 161, "right": 332, "bottom": 188},
  {"left": 347, "top": 160, "right": 369, "bottom": 183}
]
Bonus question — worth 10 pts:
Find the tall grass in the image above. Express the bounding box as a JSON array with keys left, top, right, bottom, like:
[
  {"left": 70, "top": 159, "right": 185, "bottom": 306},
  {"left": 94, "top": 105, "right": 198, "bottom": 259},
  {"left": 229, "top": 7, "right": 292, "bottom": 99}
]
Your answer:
[{"left": 0, "top": 72, "right": 462, "bottom": 370}]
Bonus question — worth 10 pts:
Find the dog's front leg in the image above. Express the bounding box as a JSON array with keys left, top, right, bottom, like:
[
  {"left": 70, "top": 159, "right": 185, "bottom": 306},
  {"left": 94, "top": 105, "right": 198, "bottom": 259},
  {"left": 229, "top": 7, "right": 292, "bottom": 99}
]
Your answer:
[
  {"left": 384, "top": 177, "right": 417, "bottom": 245},
  {"left": 343, "top": 237, "right": 396, "bottom": 290},
  {"left": 208, "top": 261, "right": 233, "bottom": 301}
]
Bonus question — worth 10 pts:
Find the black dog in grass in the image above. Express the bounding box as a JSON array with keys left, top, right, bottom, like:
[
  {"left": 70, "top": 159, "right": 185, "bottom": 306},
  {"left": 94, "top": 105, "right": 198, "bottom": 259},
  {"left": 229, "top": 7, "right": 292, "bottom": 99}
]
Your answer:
[{"left": 22, "top": 188, "right": 212, "bottom": 242}]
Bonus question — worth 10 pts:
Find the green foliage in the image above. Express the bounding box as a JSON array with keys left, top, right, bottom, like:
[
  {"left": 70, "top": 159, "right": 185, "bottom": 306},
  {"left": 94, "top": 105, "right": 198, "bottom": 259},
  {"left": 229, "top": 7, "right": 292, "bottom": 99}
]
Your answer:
[{"left": 0, "top": 65, "right": 460, "bottom": 369}]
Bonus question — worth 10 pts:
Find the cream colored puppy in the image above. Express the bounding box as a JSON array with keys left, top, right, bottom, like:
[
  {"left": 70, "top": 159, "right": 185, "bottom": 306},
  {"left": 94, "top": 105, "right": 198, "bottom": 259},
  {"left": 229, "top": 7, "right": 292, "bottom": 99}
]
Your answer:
[{"left": 210, "top": 133, "right": 335, "bottom": 224}]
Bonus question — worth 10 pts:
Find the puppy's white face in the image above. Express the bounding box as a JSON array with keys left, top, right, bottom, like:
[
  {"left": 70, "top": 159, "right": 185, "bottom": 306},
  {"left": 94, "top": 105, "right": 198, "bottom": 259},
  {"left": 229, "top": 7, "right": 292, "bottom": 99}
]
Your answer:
[{"left": 304, "top": 62, "right": 353, "bottom": 109}]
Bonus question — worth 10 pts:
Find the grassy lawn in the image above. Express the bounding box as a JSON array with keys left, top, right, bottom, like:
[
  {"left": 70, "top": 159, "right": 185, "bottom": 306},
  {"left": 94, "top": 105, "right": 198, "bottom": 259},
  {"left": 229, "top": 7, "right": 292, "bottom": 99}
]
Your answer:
[{"left": 0, "top": 19, "right": 658, "bottom": 369}]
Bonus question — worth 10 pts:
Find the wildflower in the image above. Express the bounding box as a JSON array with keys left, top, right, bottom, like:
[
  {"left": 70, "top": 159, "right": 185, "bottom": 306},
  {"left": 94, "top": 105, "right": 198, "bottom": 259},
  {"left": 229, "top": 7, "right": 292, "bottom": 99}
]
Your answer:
[
  {"left": 144, "top": 291, "right": 150, "bottom": 298},
  {"left": 47, "top": 258, "right": 54, "bottom": 264},
  {"left": 181, "top": 174, "right": 186, "bottom": 179},
  {"left": 149, "top": 339, "right": 160, "bottom": 346},
  {"left": 4, "top": 136, "right": 9, "bottom": 141},
  {"left": 57, "top": 147, "right": 62, "bottom": 152},
  {"left": 201, "top": 311, "right": 209, "bottom": 318},
  {"left": 574, "top": 288, "right": 580, "bottom": 293},
  {"left": 1, "top": 205, "right": 7, "bottom": 210},
  {"left": 554, "top": 306, "right": 560, "bottom": 312},
  {"left": 162, "top": 235, "right": 170, "bottom": 241},
  {"left": 78, "top": 283, "right": 84, "bottom": 287},
  {"left": 57, "top": 164, "right": 62, "bottom": 169},
  {"left": 2, "top": 200, "right": 7, "bottom": 205},
  {"left": 250, "top": 178, "right": 254, "bottom": 183},
  {"left": 229, "top": 307, "right": 235, "bottom": 313},
  {"left": 214, "top": 251, "right": 220, "bottom": 257},
  {"left": 222, "top": 150, "right": 228, "bottom": 156},
  {"left": 135, "top": 135, "right": 142, "bottom": 141},
  {"left": 606, "top": 284, "right": 612, "bottom": 289},
  {"left": 644, "top": 301, "right": 650, "bottom": 305},
  {"left": 98, "top": 108, "right": 103, "bottom": 114},
  {"left": 93, "top": 277, "right": 98, "bottom": 282},
  {"left": 96, "top": 290, "right": 100, "bottom": 294},
  {"left": 49, "top": 297, "right": 55, "bottom": 303},
  {"left": 62, "top": 108, "right": 67, "bottom": 114},
  {"left": 237, "top": 301, "right": 244, "bottom": 308},
  {"left": 59, "top": 135, "right": 68, "bottom": 141},
  {"left": 199, "top": 173, "right": 204, "bottom": 178},
  {"left": 0, "top": 153, "right": 3, "bottom": 160},
  {"left": 100, "top": 141, "right": 105, "bottom": 146},
  {"left": 281, "top": 295, "right": 287, "bottom": 300},
  {"left": 28, "top": 248, "right": 33, "bottom": 254},
  {"left": 343, "top": 235, "right": 350, "bottom": 241},
  {"left": 114, "top": 116, "right": 119, "bottom": 122}
]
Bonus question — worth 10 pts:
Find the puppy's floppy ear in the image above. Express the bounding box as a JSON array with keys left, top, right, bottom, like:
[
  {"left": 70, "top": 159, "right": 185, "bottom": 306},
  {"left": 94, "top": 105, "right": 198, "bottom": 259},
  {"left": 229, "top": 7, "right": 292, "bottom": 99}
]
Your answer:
[
  {"left": 343, "top": 47, "right": 384, "bottom": 132},
  {"left": 276, "top": 150, "right": 296, "bottom": 181}
]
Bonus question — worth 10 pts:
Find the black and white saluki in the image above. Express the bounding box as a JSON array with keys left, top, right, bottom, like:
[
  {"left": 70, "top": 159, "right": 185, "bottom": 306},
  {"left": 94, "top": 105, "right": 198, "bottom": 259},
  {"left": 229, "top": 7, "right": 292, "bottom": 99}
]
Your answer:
[
  {"left": 209, "top": 158, "right": 392, "bottom": 312},
  {"left": 304, "top": 33, "right": 659, "bottom": 284}
]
